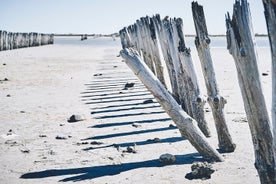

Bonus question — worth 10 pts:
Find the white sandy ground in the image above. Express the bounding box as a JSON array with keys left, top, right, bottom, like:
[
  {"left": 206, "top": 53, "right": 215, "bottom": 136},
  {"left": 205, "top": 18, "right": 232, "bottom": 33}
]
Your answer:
[{"left": 0, "top": 37, "right": 272, "bottom": 184}]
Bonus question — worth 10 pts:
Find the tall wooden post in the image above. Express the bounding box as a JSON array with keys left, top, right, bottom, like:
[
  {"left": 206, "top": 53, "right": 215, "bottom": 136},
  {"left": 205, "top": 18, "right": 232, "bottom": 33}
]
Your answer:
[
  {"left": 13, "top": 33, "right": 18, "bottom": 49},
  {"left": 192, "top": 2, "right": 236, "bottom": 152},
  {"left": 0, "top": 30, "right": 3, "bottom": 51},
  {"left": 121, "top": 48, "right": 223, "bottom": 162},
  {"left": 262, "top": 0, "right": 276, "bottom": 162},
  {"left": 173, "top": 17, "right": 210, "bottom": 137},
  {"left": 2, "top": 31, "right": 7, "bottom": 50},
  {"left": 153, "top": 15, "right": 179, "bottom": 102},
  {"left": 226, "top": 0, "right": 275, "bottom": 183}
]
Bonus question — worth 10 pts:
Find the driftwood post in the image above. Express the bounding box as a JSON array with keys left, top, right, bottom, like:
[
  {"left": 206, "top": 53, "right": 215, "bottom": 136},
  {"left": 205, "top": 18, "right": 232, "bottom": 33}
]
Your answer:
[
  {"left": 0, "top": 30, "right": 3, "bottom": 51},
  {"left": 153, "top": 15, "right": 180, "bottom": 102},
  {"left": 226, "top": 0, "right": 276, "bottom": 183},
  {"left": 262, "top": 0, "right": 276, "bottom": 161},
  {"left": 121, "top": 48, "right": 223, "bottom": 162},
  {"left": 192, "top": 2, "right": 236, "bottom": 152},
  {"left": 172, "top": 18, "right": 210, "bottom": 137}
]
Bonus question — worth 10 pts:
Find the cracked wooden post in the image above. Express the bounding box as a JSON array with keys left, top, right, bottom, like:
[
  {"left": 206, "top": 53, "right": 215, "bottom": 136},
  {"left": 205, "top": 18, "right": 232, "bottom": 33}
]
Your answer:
[
  {"left": 192, "top": 2, "right": 236, "bottom": 152},
  {"left": 162, "top": 18, "right": 191, "bottom": 113},
  {"left": 121, "top": 48, "right": 223, "bottom": 162},
  {"left": 173, "top": 17, "right": 210, "bottom": 137},
  {"left": 0, "top": 31, "right": 2, "bottom": 51},
  {"left": 262, "top": 0, "right": 276, "bottom": 162},
  {"left": 153, "top": 15, "right": 179, "bottom": 102},
  {"left": 226, "top": 0, "right": 275, "bottom": 183}
]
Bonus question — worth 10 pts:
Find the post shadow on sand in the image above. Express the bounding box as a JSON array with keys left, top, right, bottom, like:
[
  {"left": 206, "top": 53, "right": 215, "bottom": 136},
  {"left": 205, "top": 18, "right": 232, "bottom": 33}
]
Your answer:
[
  {"left": 20, "top": 153, "right": 204, "bottom": 182},
  {"left": 82, "top": 136, "right": 185, "bottom": 151},
  {"left": 91, "top": 117, "right": 171, "bottom": 128},
  {"left": 90, "top": 104, "right": 160, "bottom": 115},
  {"left": 82, "top": 126, "right": 178, "bottom": 141}
]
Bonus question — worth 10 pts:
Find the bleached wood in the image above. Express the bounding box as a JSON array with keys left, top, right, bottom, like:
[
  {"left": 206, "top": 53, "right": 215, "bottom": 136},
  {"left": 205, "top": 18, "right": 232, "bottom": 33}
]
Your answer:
[
  {"left": 173, "top": 18, "right": 210, "bottom": 137},
  {"left": 0, "top": 31, "right": 53, "bottom": 51},
  {"left": 226, "top": 0, "right": 275, "bottom": 183},
  {"left": 0, "top": 31, "right": 3, "bottom": 51},
  {"left": 153, "top": 15, "right": 179, "bottom": 102},
  {"left": 263, "top": 0, "right": 276, "bottom": 162},
  {"left": 121, "top": 48, "right": 223, "bottom": 162},
  {"left": 192, "top": 2, "right": 236, "bottom": 152},
  {"left": 162, "top": 19, "right": 190, "bottom": 113}
]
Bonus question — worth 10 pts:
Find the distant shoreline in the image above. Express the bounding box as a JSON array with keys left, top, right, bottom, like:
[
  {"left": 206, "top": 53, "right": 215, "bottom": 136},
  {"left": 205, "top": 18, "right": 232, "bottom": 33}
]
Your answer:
[{"left": 54, "top": 33, "right": 268, "bottom": 37}]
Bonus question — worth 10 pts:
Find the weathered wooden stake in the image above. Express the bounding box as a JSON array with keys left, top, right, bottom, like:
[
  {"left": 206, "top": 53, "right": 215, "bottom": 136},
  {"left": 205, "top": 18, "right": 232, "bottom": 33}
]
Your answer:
[
  {"left": 153, "top": 15, "right": 179, "bottom": 102},
  {"left": 121, "top": 48, "right": 223, "bottom": 162},
  {"left": 262, "top": 0, "right": 276, "bottom": 162},
  {"left": 173, "top": 17, "right": 210, "bottom": 137},
  {"left": 226, "top": 0, "right": 275, "bottom": 183},
  {"left": 192, "top": 2, "right": 236, "bottom": 152}
]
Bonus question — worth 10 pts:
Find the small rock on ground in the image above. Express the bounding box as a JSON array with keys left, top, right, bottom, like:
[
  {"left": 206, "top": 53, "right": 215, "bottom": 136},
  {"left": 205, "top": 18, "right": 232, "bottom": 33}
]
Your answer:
[
  {"left": 159, "top": 153, "right": 176, "bottom": 164},
  {"left": 185, "top": 162, "right": 215, "bottom": 180},
  {"left": 68, "top": 114, "right": 85, "bottom": 123}
]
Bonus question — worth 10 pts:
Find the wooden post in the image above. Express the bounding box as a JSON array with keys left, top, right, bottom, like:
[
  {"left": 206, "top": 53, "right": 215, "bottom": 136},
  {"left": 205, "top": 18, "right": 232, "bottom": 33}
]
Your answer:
[
  {"left": 2, "top": 31, "right": 7, "bottom": 50},
  {"left": 121, "top": 48, "right": 223, "bottom": 162},
  {"left": 192, "top": 2, "right": 236, "bottom": 152},
  {"left": 0, "top": 30, "right": 3, "bottom": 51},
  {"left": 173, "top": 17, "right": 211, "bottom": 137},
  {"left": 226, "top": 0, "right": 275, "bottom": 183},
  {"left": 162, "top": 18, "right": 191, "bottom": 113},
  {"left": 13, "top": 33, "right": 18, "bottom": 49},
  {"left": 262, "top": 0, "right": 276, "bottom": 162},
  {"left": 8, "top": 32, "right": 13, "bottom": 50},
  {"left": 153, "top": 15, "right": 179, "bottom": 102},
  {"left": 50, "top": 34, "right": 54, "bottom": 44}
]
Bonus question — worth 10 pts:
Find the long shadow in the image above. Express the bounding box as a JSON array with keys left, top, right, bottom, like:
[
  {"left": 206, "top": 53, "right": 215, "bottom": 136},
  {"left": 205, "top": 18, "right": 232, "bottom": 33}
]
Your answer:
[
  {"left": 83, "top": 87, "right": 145, "bottom": 94},
  {"left": 82, "top": 92, "right": 152, "bottom": 101},
  {"left": 85, "top": 83, "right": 144, "bottom": 91},
  {"left": 96, "top": 111, "right": 165, "bottom": 119},
  {"left": 91, "top": 118, "right": 171, "bottom": 128},
  {"left": 90, "top": 101, "right": 160, "bottom": 110},
  {"left": 82, "top": 126, "right": 178, "bottom": 140},
  {"left": 20, "top": 153, "right": 203, "bottom": 182},
  {"left": 82, "top": 137, "right": 185, "bottom": 151},
  {"left": 91, "top": 77, "right": 138, "bottom": 83},
  {"left": 91, "top": 105, "right": 160, "bottom": 115},
  {"left": 80, "top": 89, "right": 149, "bottom": 96},
  {"left": 85, "top": 97, "right": 153, "bottom": 105}
]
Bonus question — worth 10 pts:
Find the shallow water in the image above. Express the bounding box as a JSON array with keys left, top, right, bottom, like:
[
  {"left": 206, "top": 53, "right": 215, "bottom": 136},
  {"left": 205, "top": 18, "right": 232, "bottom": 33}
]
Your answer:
[{"left": 54, "top": 35, "right": 270, "bottom": 48}]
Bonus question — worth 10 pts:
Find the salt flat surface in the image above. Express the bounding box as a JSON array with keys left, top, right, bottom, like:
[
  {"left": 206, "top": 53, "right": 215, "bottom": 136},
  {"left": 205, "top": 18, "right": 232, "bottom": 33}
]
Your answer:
[{"left": 0, "top": 37, "right": 271, "bottom": 183}]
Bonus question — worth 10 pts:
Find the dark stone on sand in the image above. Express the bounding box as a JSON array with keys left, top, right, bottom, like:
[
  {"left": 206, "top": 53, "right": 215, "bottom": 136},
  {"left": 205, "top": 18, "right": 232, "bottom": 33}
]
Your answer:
[
  {"left": 147, "top": 138, "right": 161, "bottom": 143},
  {"left": 76, "top": 142, "right": 89, "bottom": 145},
  {"left": 3, "top": 63, "right": 6, "bottom": 66},
  {"left": 159, "top": 153, "right": 176, "bottom": 164},
  {"left": 90, "top": 141, "right": 103, "bottom": 145},
  {"left": 143, "top": 99, "right": 154, "bottom": 104},
  {"left": 262, "top": 73, "right": 269, "bottom": 76},
  {"left": 55, "top": 135, "right": 67, "bottom": 140},
  {"left": 185, "top": 162, "right": 215, "bottom": 180},
  {"left": 4, "top": 78, "right": 8, "bottom": 81},
  {"left": 123, "top": 82, "right": 135, "bottom": 90},
  {"left": 124, "top": 146, "right": 137, "bottom": 153},
  {"left": 68, "top": 114, "right": 84, "bottom": 123},
  {"left": 6, "top": 94, "right": 11, "bottom": 97},
  {"left": 169, "top": 124, "right": 176, "bottom": 128},
  {"left": 20, "top": 111, "right": 26, "bottom": 113},
  {"left": 39, "top": 134, "right": 47, "bottom": 138},
  {"left": 93, "top": 73, "right": 102, "bottom": 76},
  {"left": 21, "top": 148, "right": 30, "bottom": 153},
  {"left": 132, "top": 123, "right": 142, "bottom": 128}
]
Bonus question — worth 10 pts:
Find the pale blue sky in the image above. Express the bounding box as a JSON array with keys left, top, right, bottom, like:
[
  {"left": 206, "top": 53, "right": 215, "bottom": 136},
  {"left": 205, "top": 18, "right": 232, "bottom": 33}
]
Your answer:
[{"left": 0, "top": 0, "right": 267, "bottom": 35}]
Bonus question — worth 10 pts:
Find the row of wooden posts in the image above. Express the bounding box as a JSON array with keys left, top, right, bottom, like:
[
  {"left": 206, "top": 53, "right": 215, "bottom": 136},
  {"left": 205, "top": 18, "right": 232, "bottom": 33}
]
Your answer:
[
  {"left": 0, "top": 30, "right": 54, "bottom": 51},
  {"left": 120, "top": 0, "right": 276, "bottom": 183}
]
